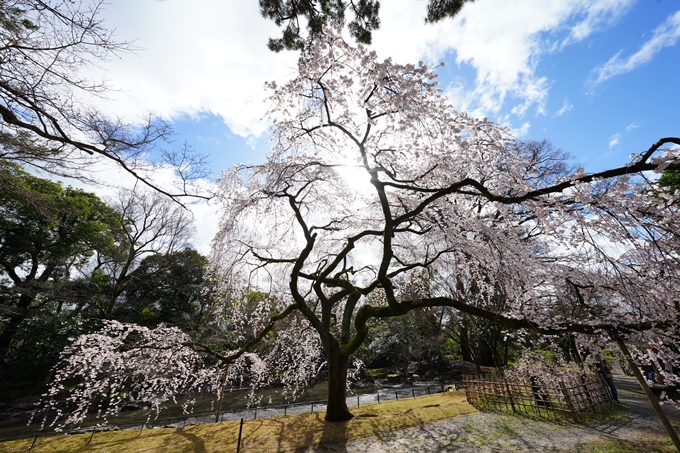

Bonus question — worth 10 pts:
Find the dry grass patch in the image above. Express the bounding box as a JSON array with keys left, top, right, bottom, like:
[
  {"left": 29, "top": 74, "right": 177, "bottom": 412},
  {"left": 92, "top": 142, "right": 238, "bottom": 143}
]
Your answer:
[{"left": 0, "top": 390, "right": 475, "bottom": 453}]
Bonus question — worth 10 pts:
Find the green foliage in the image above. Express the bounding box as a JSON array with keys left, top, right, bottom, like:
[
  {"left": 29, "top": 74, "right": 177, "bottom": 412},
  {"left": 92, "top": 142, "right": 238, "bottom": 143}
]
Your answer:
[
  {"left": 425, "top": 0, "right": 477, "bottom": 23},
  {"left": 117, "top": 249, "right": 215, "bottom": 330},
  {"left": 0, "top": 3, "right": 38, "bottom": 34},
  {"left": 0, "top": 314, "right": 101, "bottom": 382},
  {"left": 0, "top": 161, "right": 119, "bottom": 273},
  {"left": 355, "top": 308, "right": 444, "bottom": 368},
  {"left": 0, "top": 162, "right": 118, "bottom": 361},
  {"left": 260, "top": 0, "right": 380, "bottom": 52},
  {"left": 259, "top": 0, "right": 474, "bottom": 53},
  {"left": 658, "top": 169, "right": 680, "bottom": 194}
]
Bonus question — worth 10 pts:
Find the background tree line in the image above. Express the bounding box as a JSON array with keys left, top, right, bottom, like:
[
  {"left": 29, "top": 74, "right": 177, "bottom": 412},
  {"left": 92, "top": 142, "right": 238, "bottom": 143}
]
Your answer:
[{"left": 0, "top": 162, "right": 215, "bottom": 386}]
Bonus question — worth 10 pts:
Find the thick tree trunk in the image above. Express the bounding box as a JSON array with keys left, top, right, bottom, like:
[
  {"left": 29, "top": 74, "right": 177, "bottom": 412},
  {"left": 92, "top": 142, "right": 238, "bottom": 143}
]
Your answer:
[
  {"left": 324, "top": 342, "right": 353, "bottom": 422},
  {"left": 479, "top": 339, "right": 494, "bottom": 367},
  {"left": 0, "top": 314, "right": 25, "bottom": 358},
  {"left": 214, "top": 365, "right": 229, "bottom": 423},
  {"left": 460, "top": 325, "right": 473, "bottom": 363},
  {"left": 0, "top": 294, "right": 33, "bottom": 361}
]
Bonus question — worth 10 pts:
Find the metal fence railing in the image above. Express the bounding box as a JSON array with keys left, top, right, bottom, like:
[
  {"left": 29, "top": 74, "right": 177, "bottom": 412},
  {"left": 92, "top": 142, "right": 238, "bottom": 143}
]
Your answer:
[{"left": 0, "top": 382, "right": 452, "bottom": 447}]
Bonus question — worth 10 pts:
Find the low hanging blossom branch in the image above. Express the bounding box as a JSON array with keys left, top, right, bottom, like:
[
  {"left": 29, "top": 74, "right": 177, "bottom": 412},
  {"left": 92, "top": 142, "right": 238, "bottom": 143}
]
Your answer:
[
  {"left": 36, "top": 297, "right": 323, "bottom": 429},
  {"left": 35, "top": 321, "right": 216, "bottom": 429}
]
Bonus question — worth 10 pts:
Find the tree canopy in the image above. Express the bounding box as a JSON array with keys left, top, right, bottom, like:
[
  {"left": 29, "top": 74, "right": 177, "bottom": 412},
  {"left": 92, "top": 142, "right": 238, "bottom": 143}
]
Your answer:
[
  {"left": 0, "top": 165, "right": 208, "bottom": 386},
  {"left": 0, "top": 161, "right": 118, "bottom": 360},
  {"left": 259, "top": 0, "right": 476, "bottom": 52},
  {"left": 118, "top": 249, "right": 215, "bottom": 330}
]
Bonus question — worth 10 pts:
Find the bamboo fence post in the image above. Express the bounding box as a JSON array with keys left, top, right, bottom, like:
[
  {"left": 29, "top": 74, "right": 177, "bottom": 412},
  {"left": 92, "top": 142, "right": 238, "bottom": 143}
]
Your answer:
[
  {"left": 503, "top": 377, "right": 516, "bottom": 412},
  {"left": 559, "top": 381, "right": 580, "bottom": 423},
  {"left": 580, "top": 373, "right": 597, "bottom": 413}
]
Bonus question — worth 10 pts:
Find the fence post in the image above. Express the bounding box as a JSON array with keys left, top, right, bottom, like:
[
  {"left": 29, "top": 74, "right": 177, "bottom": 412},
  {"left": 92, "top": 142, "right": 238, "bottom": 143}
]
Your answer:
[
  {"left": 427, "top": 386, "right": 430, "bottom": 396},
  {"left": 357, "top": 395, "right": 360, "bottom": 408},
  {"left": 463, "top": 376, "right": 471, "bottom": 403},
  {"left": 503, "top": 377, "right": 517, "bottom": 413},
  {"left": 28, "top": 435, "right": 38, "bottom": 452},
  {"left": 311, "top": 402, "right": 314, "bottom": 413},
  {"left": 87, "top": 428, "right": 95, "bottom": 445},
  {"left": 377, "top": 392, "right": 380, "bottom": 403},
  {"left": 580, "top": 373, "right": 597, "bottom": 413},
  {"left": 254, "top": 409, "right": 257, "bottom": 419},
  {"left": 559, "top": 381, "right": 580, "bottom": 423},
  {"left": 395, "top": 391, "right": 399, "bottom": 401},
  {"left": 284, "top": 405, "right": 287, "bottom": 416},
  {"left": 236, "top": 418, "right": 244, "bottom": 453},
  {"left": 412, "top": 389, "right": 416, "bottom": 399},
  {"left": 139, "top": 424, "right": 145, "bottom": 436}
]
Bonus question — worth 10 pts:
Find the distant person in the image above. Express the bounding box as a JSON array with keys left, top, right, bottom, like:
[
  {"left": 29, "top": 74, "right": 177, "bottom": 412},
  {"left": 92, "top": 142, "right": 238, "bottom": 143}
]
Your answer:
[
  {"left": 593, "top": 353, "right": 619, "bottom": 402},
  {"left": 579, "top": 346, "right": 591, "bottom": 362},
  {"left": 646, "top": 347, "right": 662, "bottom": 383}
]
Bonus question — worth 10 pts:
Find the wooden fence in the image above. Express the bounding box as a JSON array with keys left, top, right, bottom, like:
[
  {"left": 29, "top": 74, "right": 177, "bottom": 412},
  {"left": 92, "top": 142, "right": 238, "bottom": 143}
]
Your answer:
[{"left": 463, "top": 371, "right": 613, "bottom": 423}]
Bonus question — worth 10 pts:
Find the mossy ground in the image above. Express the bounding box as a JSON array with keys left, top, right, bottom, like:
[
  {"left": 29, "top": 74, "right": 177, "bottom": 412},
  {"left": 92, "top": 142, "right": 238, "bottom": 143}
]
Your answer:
[
  {"left": 2, "top": 390, "right": 677, "bottom": 452},
  {"left": 575, "top": 434, "right": 676, "bottom": 453}
]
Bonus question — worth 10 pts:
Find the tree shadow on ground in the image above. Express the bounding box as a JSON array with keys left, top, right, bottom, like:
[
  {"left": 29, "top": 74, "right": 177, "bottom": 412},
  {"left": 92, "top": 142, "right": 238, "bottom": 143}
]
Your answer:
[
  {"left": 316, "top": 416, "right": 348, "bottom": 452},
  {"left": 174, "top": 428, "right": 207, "bottom": 453}
]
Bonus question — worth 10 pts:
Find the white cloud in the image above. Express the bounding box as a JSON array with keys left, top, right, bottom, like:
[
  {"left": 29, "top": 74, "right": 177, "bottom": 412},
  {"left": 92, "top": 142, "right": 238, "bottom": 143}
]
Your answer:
[
  {"left": 87, "top": 0, "right": 299, "bottom": 138},
  {"left": 591, "top": 9, "right": 680, "bottom": 85},
  {"left": 38, "top": 157, "right": 220, "bottom": 255},
  {"left": 561, "top": 0, "right": 635, "bottom": 46},
  {"left": 553, "top": 98, "right": 574, "bottom": 117},
  {"left": 369, "top": 0, "right": 631, "bottom": 120},
  {"left": 608, "top": 133, "right": 621, "bottom": 148},
  {"left": 625, "top": 121, "right": 641, "bottom": 131},
  {"left": 83, "top": 0, "right": 633, "bottom": 143},
  {"left": 511, "top": 122, "right": 532, "bottom": 138}
]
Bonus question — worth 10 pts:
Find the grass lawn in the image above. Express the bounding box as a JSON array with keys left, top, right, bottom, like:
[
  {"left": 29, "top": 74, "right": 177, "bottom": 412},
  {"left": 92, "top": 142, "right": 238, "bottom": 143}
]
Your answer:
[
  {"left": 576, "top": 434, "right": 676, "bottom": 453},
  {"left": 0, "top": 390, "right": 476, "bottom": 453}
]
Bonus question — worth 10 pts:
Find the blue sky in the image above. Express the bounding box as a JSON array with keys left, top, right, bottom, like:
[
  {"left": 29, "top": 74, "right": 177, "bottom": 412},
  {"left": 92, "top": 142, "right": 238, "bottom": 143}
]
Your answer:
[
  {"left": 150, "top": 0, "right": 680, "bottom": 174},
  {"left": 73, "top": 0, "right": 680, "bottom": 251}
]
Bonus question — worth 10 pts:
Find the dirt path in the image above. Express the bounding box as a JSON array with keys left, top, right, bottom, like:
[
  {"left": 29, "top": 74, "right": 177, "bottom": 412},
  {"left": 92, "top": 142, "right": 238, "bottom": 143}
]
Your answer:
[{"left": 296, "top": 371, "right": 680, "bottom": 452}]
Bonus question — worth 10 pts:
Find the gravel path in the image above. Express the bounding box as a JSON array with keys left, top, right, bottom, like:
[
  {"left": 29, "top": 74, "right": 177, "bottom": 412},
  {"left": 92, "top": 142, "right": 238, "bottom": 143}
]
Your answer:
[{"left": 295, "top": 370, "right": 680, "bottom": 452}]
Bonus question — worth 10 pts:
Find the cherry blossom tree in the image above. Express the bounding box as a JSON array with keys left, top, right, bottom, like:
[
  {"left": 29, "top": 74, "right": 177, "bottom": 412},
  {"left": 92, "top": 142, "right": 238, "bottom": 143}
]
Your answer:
[
  {"left": 39, "top": 28, "right": 679, "bottom": 430},
  {"left": 213, "top": 28, "right": 680, "bottom": 422}
]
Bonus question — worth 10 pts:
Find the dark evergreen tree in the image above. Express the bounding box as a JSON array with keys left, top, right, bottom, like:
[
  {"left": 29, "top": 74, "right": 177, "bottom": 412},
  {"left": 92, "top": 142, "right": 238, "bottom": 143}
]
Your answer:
[
  {"left": 259, "top": 0, "right": 475, "bottom": 52},
  {"left": 118, "top": 249, "right": 215, "bottom": 331},
  {"left": 0, "top": 162, "right": 118, "bottom": 361}
]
